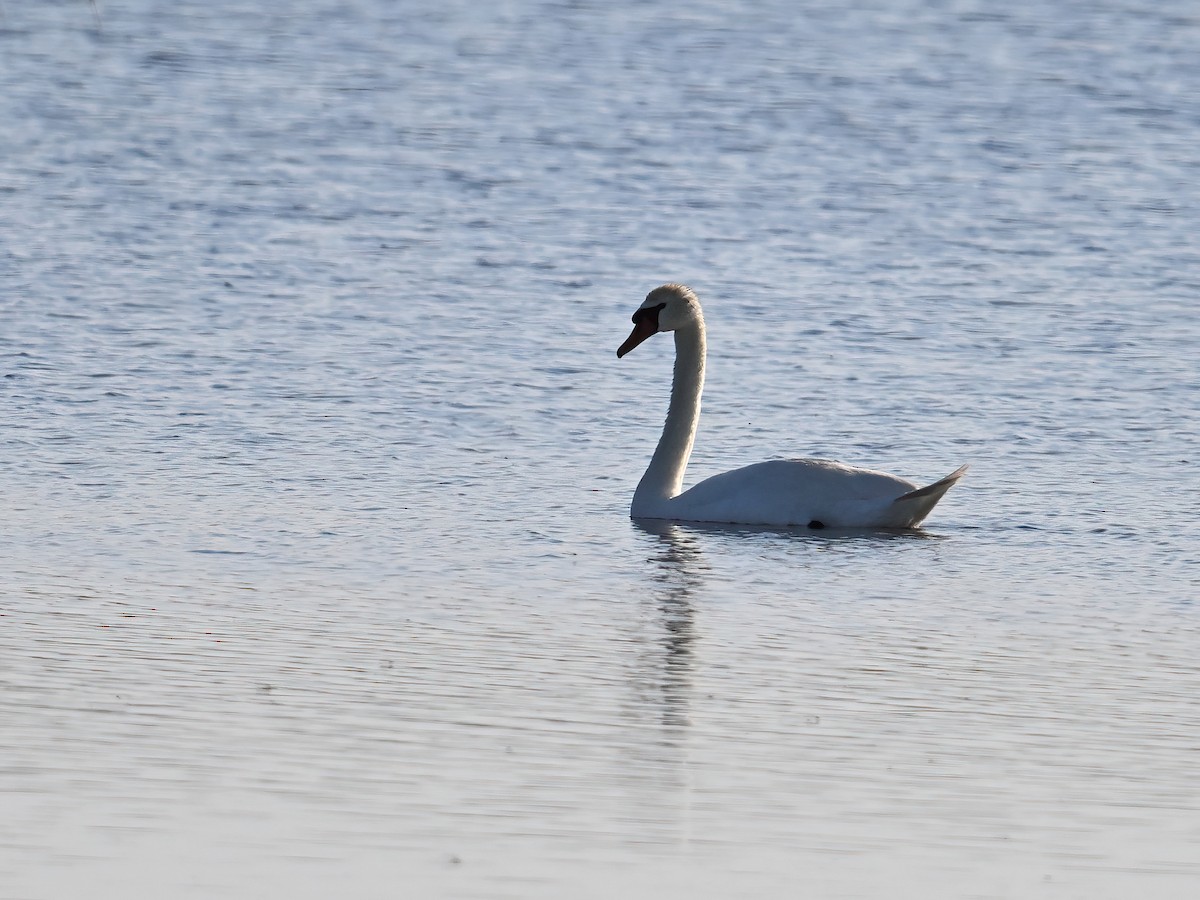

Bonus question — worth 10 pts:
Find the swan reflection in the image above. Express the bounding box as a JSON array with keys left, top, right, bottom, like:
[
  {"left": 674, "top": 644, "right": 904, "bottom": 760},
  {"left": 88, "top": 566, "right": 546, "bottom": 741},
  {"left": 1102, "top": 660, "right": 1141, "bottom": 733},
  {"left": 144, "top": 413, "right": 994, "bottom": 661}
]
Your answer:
[
  {"left": 625, "top": 517, "right": 940, "bottom": 739},
  {"left": 629, "top": 518, "right": 708, "bottom": 731},
  {"left": 636, "top": 516, "right": 946, "bottom": 543}
]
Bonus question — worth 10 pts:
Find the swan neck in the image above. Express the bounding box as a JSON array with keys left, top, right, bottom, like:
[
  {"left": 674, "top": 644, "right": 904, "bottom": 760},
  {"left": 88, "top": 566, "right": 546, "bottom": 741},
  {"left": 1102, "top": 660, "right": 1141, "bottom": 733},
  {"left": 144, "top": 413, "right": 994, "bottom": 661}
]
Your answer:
[{"left": 633, "top": 322, "right": 705, "bottom": 512}]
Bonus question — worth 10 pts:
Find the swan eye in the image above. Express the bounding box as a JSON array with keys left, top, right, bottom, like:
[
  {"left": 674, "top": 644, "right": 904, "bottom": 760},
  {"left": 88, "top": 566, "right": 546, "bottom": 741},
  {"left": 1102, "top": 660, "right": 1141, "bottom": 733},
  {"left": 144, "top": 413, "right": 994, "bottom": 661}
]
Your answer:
[{"left": 632, "top": 302, "right": 666, "bottom": 326}]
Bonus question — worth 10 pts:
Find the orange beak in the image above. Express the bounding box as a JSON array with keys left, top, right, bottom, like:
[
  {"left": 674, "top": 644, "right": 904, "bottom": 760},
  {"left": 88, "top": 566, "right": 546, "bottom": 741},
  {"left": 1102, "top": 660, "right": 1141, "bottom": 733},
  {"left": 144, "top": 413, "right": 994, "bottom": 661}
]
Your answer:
[{"left": 617, "top": 318, "right": 657, "bottom": 358}]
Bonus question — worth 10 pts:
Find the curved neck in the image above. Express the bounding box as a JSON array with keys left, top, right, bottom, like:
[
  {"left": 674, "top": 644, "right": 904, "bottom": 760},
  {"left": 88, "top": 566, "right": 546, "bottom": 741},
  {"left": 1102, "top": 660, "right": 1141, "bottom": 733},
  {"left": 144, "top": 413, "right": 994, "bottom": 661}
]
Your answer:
[{"left": 633, "top": 322, "right": 706, "bottom": 513}]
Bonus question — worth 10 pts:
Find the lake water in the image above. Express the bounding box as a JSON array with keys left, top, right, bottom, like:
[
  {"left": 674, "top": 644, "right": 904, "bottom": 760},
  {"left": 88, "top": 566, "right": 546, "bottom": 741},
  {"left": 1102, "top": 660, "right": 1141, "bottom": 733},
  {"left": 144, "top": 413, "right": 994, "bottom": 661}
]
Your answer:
[{"left": 2, "top": 1, "right": 1199, "bottom": 897}]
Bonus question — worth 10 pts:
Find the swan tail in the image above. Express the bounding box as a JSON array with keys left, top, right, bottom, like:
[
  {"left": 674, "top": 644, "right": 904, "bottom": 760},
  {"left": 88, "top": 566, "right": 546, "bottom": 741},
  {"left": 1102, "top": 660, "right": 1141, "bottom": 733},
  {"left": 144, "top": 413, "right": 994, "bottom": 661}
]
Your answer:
[{"left": 889, "top": 464, "right": 968, "bottom": 527}]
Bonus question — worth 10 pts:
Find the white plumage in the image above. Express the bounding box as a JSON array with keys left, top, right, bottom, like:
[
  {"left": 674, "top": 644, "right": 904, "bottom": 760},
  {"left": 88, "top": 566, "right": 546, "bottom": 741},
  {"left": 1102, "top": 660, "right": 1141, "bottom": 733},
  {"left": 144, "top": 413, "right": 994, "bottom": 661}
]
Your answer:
[{"left": 617, "top": 284, "right": 966, "bottom": 528}]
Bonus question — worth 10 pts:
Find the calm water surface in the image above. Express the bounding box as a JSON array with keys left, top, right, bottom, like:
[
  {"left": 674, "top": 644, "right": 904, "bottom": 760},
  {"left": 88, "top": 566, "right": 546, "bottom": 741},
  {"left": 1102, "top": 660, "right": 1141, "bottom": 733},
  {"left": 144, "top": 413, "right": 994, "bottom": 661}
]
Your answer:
[{"left": 2, "top": 1, "right": 1199, "bottom": 898}]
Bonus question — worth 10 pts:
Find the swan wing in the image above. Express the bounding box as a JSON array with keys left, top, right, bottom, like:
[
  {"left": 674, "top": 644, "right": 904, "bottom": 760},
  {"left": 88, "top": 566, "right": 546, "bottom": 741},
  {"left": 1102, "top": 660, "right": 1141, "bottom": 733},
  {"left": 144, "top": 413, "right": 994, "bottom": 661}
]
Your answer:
[
  {"left": 650, "top": 459, "right": 965, "bottom": 528},
  {"left": 662, "top": 459, "right": 909, "bottom": 526}
]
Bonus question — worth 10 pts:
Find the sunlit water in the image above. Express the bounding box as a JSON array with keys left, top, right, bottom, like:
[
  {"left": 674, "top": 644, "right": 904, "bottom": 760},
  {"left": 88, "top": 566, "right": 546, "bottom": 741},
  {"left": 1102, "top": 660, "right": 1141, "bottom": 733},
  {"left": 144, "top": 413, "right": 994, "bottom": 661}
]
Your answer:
[{"left": 2, "top": 1, "right": 1199, "bottom": 898}]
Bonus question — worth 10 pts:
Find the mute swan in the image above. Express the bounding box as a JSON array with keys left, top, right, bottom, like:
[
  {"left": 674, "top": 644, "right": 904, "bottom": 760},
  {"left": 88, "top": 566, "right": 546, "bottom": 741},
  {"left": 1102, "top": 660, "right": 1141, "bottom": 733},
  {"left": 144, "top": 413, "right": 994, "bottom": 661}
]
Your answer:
[{"left": 616, "top": 284, "right": 966, "bottom": 528}]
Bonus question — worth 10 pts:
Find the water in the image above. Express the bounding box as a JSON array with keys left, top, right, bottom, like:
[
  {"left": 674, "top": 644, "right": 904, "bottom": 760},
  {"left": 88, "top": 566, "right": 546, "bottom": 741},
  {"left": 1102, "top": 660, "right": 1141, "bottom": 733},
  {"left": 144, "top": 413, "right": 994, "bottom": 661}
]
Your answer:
[{"left": 2, "top": 1, "right": 1199, "bottom": 897}]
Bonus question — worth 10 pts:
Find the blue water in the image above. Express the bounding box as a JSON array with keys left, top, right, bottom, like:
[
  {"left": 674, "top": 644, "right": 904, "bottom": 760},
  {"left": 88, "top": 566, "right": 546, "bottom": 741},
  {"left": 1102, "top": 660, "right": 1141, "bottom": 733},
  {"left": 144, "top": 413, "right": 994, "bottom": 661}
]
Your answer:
[{"left": 2, "top": 2, "right": 1199, "bottom": 898}]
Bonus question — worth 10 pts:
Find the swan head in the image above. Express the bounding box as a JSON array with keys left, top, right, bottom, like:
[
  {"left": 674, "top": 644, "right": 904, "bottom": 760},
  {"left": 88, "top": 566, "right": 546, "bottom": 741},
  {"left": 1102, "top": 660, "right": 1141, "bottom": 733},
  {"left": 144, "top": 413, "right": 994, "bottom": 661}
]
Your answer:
[{"left": 616, "top": 283, "right": 703, "bottom": 358}]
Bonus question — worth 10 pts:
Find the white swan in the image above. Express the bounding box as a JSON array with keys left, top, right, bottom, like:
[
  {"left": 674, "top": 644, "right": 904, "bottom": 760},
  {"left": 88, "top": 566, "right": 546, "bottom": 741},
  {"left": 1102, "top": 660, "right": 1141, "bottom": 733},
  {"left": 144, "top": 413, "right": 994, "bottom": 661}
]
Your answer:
[{"left": 617, "top": 284, "right": 966, "bottom": 528}]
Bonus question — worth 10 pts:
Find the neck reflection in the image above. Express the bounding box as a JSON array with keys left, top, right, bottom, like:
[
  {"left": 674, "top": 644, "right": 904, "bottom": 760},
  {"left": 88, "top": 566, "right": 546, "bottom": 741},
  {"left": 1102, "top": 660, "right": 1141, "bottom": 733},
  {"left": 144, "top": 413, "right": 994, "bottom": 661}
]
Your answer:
[{"left": 632, "top": 518, "right": 708, "bottom": 730}]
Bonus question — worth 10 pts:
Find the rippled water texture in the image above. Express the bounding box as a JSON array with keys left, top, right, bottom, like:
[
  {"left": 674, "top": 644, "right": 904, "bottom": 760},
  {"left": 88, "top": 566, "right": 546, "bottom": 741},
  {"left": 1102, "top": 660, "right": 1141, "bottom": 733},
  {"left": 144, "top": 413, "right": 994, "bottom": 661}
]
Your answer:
[{"left": 2, "top": 1, "right": 1199, "bottom": 897}]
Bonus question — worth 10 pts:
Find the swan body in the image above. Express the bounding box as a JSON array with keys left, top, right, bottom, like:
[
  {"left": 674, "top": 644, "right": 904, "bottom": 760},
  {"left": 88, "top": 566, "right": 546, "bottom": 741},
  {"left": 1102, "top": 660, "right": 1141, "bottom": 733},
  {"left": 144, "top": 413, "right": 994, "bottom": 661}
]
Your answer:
[{"left": 616, "top": 284, "right": 966, "bottom": 528}]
